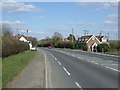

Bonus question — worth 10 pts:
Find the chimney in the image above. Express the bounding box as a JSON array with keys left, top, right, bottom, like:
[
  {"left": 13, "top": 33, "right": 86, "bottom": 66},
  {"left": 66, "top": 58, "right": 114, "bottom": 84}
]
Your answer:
[{"left": 99, "top": 33, "right": 102, "bottom": 37}]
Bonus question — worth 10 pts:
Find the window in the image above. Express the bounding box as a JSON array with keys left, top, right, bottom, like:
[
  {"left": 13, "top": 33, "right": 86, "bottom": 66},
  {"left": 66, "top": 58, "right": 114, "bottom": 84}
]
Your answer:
[{"left": 102, "top": 37, "right": 107, "bottom": 42}]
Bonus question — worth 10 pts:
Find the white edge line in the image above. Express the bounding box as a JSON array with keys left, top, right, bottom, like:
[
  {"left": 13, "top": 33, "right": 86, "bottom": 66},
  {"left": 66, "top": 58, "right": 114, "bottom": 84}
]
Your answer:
[
  {"left": 105, "top": 66, "right": 120, "bottom": 72},
  {"left": 75, "top": 82, "right": 82, "bottom": 89},
  {"left": 58, "top": 61, "right": 62, "bottom": 65},
  {"left": 54, "top": 58, "right": 57, "bottom": 61},
  {"left": 63, "top": 67, "right": 71, "bottom": 75}
]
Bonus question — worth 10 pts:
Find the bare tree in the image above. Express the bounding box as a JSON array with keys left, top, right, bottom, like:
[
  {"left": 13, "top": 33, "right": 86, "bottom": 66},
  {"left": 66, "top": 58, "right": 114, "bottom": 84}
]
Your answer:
[{"left": 2, "top": 24, "right": 13, "bottom": 36}]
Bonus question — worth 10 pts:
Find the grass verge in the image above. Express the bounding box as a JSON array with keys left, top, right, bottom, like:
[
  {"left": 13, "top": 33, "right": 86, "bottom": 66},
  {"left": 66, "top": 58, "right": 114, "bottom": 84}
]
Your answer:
[{"left": 2, "top": 51, "right": 36, "bottom": 88}]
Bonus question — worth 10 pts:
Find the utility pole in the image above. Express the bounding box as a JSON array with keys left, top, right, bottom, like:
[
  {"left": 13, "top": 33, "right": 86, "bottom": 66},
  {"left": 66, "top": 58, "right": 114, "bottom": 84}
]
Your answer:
[
  {"left": 114, "top": 34, "right": 117, "bottom": 41},
  {"left": 86, "top": 30, "right": 89, "bottom": 36},
  {"left": 107, "top": 33, "right": 109, "bottom": 40},
  {"left": 84, "top": 30, "right": 87, "bottom": 36},
  {"left": 27, "top": 30, "right": 28, "bottom": 40},
  {"left": 72, "top": 28, "right": 74, "bottom": 43},
  {"left": 16, "top": 28, "right": 18, "bottom": 40}
]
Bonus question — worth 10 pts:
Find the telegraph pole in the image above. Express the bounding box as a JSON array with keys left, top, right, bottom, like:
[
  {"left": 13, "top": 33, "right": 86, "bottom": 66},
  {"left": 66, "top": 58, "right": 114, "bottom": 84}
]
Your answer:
[
  {"left": 84, "top": 30, "right": 87, "bottom": 36},
  {"left": 72, "top": 28, "right": 74, "bottom": 43},
  {"left": 16, "top": 28, "right": 19, "bottom": 40},
  {"left": 27, "top": 30, "right": 28, "bottom": 40},
  {"left": 86, "top": 30, "right": 89, "bottom": 36}
]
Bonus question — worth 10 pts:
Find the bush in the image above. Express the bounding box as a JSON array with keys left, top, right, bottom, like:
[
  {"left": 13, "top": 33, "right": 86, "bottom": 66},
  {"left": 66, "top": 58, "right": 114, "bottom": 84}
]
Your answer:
[
  {"left": 97, "top": 44, "right": 110, "bottom": 53},
  {"left": 2, "top": 36, "right": 29, "bottom": 58},
  {"left": 79, "top": 43, "right": 88, "bottom": 51}
]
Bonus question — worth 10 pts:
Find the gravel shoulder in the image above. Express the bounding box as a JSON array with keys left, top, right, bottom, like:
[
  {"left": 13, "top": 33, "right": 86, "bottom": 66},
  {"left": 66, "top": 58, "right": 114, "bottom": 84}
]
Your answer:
[{"left": 11, "top": 50, "right": 47, "bottom": 88}]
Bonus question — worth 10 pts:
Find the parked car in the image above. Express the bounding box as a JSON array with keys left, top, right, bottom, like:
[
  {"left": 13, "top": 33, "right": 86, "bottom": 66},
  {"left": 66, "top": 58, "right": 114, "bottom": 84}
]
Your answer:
[
  {"left": 48, "top": 46, "right": 53, "bottom": 49},
  {"left": 31, "top": 47, "right": 37, "bottom": 51}
]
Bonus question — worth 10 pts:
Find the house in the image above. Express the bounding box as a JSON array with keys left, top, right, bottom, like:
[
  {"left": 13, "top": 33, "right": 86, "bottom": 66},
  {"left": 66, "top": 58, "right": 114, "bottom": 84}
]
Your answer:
[
  {"left": 61, "top": 38, "right": 69, "bottom": 42},
  {"left": 78, "top": 33, "right": 109, "bottom": 52},
  {"left": 19, "top": 36, "right": 33, "bottom": 50}
]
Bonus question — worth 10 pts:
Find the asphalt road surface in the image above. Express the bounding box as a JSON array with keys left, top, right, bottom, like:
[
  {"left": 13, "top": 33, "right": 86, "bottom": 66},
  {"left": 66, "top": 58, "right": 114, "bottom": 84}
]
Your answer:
[{"left": 39, "top": 48, "right": 119, "bottom": 89}]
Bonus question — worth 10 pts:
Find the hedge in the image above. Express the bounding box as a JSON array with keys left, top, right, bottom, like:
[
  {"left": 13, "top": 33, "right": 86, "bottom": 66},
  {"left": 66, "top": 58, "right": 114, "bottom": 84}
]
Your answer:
[
  {"left": 97, "top": 43, "right": 110, "bottom": 53},
  {"left": 2, "top": 36, "right": 29, "bottom": 58}
]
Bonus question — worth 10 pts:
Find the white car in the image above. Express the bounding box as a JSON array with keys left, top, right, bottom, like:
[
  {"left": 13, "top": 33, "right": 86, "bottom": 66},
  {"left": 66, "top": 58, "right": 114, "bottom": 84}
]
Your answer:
[{"left": 31, "top": 47, "right": 37, "bottom": 51}]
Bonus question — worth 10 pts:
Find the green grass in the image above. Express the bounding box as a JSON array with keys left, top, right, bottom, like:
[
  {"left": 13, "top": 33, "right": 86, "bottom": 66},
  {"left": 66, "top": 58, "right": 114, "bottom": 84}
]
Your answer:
[
  {"left": 2, "top": 51, "right": 36, "bottom": 88},
  {"left": 0, "top": 58, "right": 2, "bottom": 89}
]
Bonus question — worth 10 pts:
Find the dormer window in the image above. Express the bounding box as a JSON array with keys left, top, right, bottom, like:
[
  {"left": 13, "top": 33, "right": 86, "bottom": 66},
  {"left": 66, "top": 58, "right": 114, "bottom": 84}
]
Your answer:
[{"left": 102, "top": 37, "right": 107, "bottom": 42}]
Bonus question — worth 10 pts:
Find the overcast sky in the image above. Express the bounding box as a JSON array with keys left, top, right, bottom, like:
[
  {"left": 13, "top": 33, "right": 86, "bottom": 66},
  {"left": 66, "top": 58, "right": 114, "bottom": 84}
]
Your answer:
[{"left": 1, "top": 1, "right": 118, "bottom": 40}]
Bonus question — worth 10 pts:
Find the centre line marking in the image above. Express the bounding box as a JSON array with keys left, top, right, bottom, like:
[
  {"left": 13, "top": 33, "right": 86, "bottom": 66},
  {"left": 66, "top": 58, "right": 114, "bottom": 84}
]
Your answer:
[
  {"left": 51, "top": 54, "right": 54, "bottom": 57},
  {"left": 58, "top": 61, "right": 62, "bottom": 65},
  {"left": 105, "top": 66, "right": 120, "bottom": 72},
  {"left": 63, "top": 67, "right": 71, "bottom": 75},
  {"left": 54, "top": 58, "right": 57, "bottom": 61},
  {"left": 75, "top": 82, "right": 82, "bottom": 89},
  {"left": 94, "top": 62, "right": 98, "bottom": 64}
]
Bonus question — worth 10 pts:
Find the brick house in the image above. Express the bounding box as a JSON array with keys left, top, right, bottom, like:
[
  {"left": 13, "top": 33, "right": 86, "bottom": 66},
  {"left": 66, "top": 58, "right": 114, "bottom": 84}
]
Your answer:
[{"left": 78, "top": 33, "right": 109, "bottom": 52}]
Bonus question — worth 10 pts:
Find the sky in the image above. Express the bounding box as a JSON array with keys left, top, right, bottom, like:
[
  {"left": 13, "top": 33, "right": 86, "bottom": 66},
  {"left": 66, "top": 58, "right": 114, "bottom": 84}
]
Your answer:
[{"left": 1, "top": 1, "right": 118, "bottom": 40}]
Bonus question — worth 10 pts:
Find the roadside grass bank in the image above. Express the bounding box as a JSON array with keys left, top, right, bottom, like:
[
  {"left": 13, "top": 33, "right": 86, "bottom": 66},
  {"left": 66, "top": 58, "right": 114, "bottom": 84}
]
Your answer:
[
  {"left": 0, "top": 58, "right": 2, "bottom": 89},
  {"left": 2, "top": 51, "right": 36, "bottom": 88}
]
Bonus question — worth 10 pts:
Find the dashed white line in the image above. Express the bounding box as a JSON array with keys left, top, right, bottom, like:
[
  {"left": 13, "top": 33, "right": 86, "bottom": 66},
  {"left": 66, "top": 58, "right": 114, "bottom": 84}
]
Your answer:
[
  {"left": 75, "top": 82, "right": 82, "bottom": 89},
  {"left": 105, "top": 66, "right": 120, "bottom": 72},
  {"left": 94, "top": 62, "right": 98, "bottom": 64},
  {"left": 63, "top": 67, "right": 71, "bottom": 75},
  {"left": 78, "top": 57, "right": 81, "bottom": 59},
  {"left": 50, "top": 54, "right": 54, "bottom": 58},
  {"left": 90, "top": 61, "right": 94, "bottom": 63},
  {"left": 58, "top": 61, "right": 62, "bottom": 65},
  {"left": 54, "top": 58, "right": 57, "bottom": 61}
]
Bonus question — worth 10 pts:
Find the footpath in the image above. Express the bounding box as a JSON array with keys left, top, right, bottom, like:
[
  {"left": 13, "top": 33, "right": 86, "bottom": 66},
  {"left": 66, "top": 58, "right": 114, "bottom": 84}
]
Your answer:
[{"left": 10, "top": 49, "right": 47, "bottom": 88}]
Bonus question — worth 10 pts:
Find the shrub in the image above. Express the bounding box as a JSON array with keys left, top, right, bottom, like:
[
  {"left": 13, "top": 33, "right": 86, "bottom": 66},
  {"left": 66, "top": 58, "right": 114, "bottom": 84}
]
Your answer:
[
  {"left": 97, "top": 43, "right": 110, "bottom": 53},
  {"left": 79, "top": 43, "right": 88, "bottom": 51},
  {"left": 2, "top": 36, "right": 29, "bottom": 58}
]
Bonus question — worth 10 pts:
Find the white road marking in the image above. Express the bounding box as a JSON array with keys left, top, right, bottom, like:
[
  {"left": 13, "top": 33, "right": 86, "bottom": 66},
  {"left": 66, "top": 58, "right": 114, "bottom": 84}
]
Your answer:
[
  {"left": 90, "top": 61, "right": 94, "bottom": 63},
  {"left": 105, "top": 66, "right": 120, "bottom": 72},
  {"left": 58, "top": 61, "right": 62, "bottom": 65},
  {"left": 50, "top": 53, "right": 54, "bottom": 57},
  {"left": 94, "top": 62, "right": 98, "bottom": 64},
  {"left": 78, "top": 57, "right": 81, "bottom": 59},
  {"left": 75, "top": 82, "right": 82, "bottom": 89},
  {"left": 54, "top": 58, "right": 57, "bottom": 61},
  {"left": 63, "top": 67, "right": 71, "bottom": 75}
]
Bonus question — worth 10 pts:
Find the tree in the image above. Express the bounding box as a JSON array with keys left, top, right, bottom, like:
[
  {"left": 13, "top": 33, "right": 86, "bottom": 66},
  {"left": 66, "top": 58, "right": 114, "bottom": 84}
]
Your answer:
[
  {"left": 97, "top": 44, "right": 110, "bottom": 53},
  {"left": 52, "top": 32, "right": 62, "bottom": 41},
  {"left": 67, "top": 34, "right": 76, "bottom": 41},
  {"left": 2, "top": 24, "right": 13, "bottom": 36},
  {"left": 52, "top": 32, "right": 62, "bottom": 47}
]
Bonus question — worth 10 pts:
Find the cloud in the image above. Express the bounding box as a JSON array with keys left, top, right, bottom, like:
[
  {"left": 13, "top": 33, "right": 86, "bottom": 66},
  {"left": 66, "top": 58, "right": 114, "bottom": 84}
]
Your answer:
[
  {"left": 1, "top": 2, "right": 38, "bottom": 13},
  {"left": 47, "top": 26, "right": 70, "bottom": 31},
  {"left": 75, "top": 2, "right": 118, "bottom": 11},
  {"left": 103, "top": 14, "right": 118, "bottom": 25},
  {"left": 67, "top": 22, "right": 95, "bottom": 26},
  {"left": 0, "top": 20, "right": 24, "bottom": 25},
  {"left": 19, "top": 30, "right": 45, "bottom": 34},
  {"left": 103, "top": 20, "right": 115, "bottom": 25},
  {"left": 2, "top": 0, "right": 119, "bottom": 2},
  {"left": 78, "top": 0, "right": 118, "bottom": 2}
]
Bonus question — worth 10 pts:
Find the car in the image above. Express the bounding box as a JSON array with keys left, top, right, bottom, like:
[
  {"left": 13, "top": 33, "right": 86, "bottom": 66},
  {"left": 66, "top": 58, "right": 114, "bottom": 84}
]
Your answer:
[
  {"left": 31, "top": 47, "right": 37, "bottom": 51},
  {"left": 48, "top": 46, "right": 53, "bottom": 49}
]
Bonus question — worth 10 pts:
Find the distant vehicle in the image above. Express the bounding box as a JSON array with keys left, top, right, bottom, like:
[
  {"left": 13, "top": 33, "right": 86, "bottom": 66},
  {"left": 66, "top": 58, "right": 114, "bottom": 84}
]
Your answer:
[
  {"left": 31, "top": 47, "right": 37, "bottom": 51},
  {"left": 48, "top": 46, "right": 53, "bottom": 49}
]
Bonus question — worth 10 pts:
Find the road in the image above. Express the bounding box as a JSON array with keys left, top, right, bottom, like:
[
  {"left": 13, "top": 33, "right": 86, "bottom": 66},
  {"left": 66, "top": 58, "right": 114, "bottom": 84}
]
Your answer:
[{"left": 39, "top": 48, "right": 119, "bottom": 89}]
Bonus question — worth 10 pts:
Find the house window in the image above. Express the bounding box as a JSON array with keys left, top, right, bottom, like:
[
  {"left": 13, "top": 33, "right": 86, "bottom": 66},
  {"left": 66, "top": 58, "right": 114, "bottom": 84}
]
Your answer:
[{"left": 102, "top": 37, "right": 107, "bottom": 42}]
